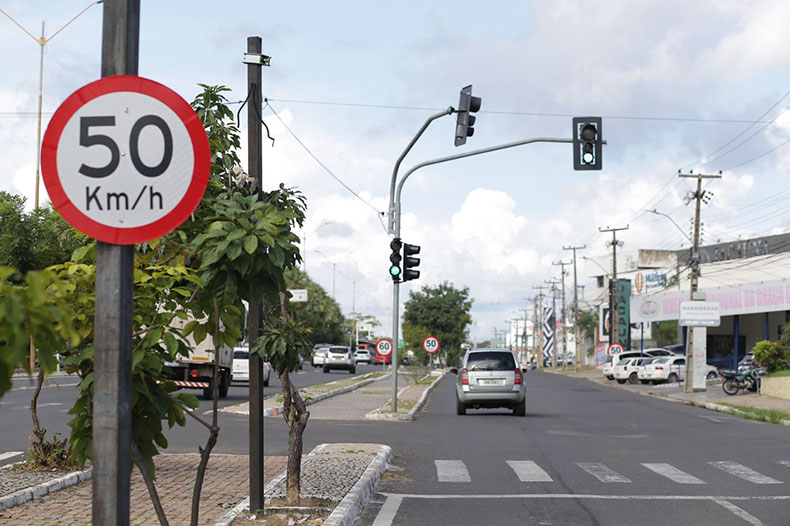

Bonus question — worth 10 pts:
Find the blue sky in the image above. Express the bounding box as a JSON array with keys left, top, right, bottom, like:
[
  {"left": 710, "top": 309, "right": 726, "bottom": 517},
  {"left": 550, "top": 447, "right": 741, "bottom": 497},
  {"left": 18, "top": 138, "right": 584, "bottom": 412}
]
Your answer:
[{"left": 2, "top": 1, "right": 790, "bottom": 342}]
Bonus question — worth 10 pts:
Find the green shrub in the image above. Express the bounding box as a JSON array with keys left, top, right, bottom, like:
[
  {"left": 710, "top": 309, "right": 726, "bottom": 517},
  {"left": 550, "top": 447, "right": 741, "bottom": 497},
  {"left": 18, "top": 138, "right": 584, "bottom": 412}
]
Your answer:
[{"left": 752, "top": 340, "right": 787, "bottom": 372}]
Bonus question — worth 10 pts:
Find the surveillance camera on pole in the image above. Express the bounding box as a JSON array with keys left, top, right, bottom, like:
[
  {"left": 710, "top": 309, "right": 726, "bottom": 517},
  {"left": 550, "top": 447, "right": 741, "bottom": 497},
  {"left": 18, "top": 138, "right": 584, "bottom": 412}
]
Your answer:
[
  {"left": 572, "top": 117, "right": 602, "bottom": 170},
  {"left": 455, "top": 85, "right": 482, "bottom": 146}
]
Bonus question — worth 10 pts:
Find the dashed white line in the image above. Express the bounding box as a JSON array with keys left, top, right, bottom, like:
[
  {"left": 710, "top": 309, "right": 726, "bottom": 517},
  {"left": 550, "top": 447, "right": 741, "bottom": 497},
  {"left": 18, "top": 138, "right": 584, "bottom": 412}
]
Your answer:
[
  {"left": 371, "top": 494, "right": 403, "bottom": 526},
  {"left": 435, "top": 460, "right": 471, "bottom": 482},
  {"left": 713, "top": 499, "right": 765, "bottom": 526},
  {"left": 576, "top": 463, "right": 632, "bottom": 483},
  {"left": 507, "top": 460, "right": 553, "bottom": 482},
  {"left": 642, "top": 463, "right": 706, "bottom": 484},
  {"left": 709, "top": 461, "right": 783, "bottom": 484}
]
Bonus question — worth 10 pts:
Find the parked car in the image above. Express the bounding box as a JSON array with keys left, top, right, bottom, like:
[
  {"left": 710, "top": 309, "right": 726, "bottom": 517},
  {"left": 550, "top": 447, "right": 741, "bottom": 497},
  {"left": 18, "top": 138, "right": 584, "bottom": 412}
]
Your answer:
[
  {"left": 354, "top": 349, "right": 373, "bottom": 364},
  {"left": 454, "top": 348, "right": 527, "bottom": 416},
  {"left": 602, "top": 349, "right": 679, "bottom": 380},
  {"left": 636, "top": 357, "right": 660, "bottom": 384},
  {"left": 738, "top": 353, "right": 755, "bottom": 372},
  {"left": 323, "top": 346, "right": 356, "bottom": 374},
  {"left": 639, "top": 356, "right": 719, "bottom": 384},
  {"left": 613, "top": 356, "right": 653, "bottom": 384},
  {"left": 232, "top": 347, "right": 272, "bottom": 386}
]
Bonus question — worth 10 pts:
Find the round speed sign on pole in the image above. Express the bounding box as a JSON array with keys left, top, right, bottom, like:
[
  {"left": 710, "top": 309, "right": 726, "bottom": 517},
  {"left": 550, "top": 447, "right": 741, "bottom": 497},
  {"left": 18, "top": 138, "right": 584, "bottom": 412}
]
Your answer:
[
  {"left": 422, "top": 335, "right": 440, "bottom": 354},
  {"left": 608, "top": 342, "right": 624, "bottom": 355},
  {"left": 41, "top": 75, "right": 210, "bottom": 244},
  {"left": 376, "top": 338, "right": 393, "bottom": 357}
]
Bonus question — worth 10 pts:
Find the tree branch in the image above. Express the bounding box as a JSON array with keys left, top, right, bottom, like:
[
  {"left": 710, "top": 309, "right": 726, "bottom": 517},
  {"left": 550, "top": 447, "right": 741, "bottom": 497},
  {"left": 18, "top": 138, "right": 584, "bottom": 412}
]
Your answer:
[{"left": 131, "top": 441, "right": 169, "bottom": 526}]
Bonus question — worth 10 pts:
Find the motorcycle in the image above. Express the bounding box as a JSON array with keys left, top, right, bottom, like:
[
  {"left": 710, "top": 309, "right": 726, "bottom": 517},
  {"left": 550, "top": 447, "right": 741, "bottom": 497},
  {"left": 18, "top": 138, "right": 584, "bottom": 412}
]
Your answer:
[{"left": 720, "top": 367, "right": 766, "bottom": 395}]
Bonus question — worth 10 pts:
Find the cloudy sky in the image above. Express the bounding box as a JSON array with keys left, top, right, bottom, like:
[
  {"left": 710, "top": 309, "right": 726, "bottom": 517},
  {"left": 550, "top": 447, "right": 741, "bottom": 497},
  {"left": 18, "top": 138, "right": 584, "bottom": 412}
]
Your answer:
[{"left": 2, "top": 1, "right": 790, "bottom": 344}]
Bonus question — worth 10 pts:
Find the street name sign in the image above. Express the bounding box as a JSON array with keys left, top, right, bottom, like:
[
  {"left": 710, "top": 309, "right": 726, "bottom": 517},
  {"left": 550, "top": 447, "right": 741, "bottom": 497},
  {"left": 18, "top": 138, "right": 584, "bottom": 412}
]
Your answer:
[
  {"left": 423, "top": 335, "right": 440, "bottom": 354},
  {"left": 679, "top": 301, "right": 721, "bottom": 327},
  {"left": 289, "top": 289, "right": 308, "bottom": 302},
  {"left": 376, "top": 338, "right": 393, "bottom": 356},
  {"left": 41, "top": 75, "right": 210, "bottom": 244}
]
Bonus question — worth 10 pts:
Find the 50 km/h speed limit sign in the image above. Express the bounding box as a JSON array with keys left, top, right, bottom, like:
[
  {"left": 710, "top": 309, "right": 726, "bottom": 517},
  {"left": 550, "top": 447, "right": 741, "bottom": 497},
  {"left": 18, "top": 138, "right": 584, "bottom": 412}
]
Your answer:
[
  {"left": 423, "top": 335, "right": 440, "bottom": 354},
  {"left": 41, "top": 75, "right": 210, "bottom": 244},
  {"left": 376, "top": 338, "right": 393, "bottom": 356}
]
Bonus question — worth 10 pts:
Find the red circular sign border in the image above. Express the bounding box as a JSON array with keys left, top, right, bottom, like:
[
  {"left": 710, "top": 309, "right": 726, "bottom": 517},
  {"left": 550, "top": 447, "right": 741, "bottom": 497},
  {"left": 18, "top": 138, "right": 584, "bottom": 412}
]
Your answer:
[
  {"left": 608, "top": 343, "right": 625, "bottom": 355},
  {"left": 376, "top": 338, "right": 393, "bottom": 356},
  {"left": 423, "top": 335, "right": 440, "bottom": 354},
  {"left": 41, "top": 75, "right": 210, "bottom": 245}
]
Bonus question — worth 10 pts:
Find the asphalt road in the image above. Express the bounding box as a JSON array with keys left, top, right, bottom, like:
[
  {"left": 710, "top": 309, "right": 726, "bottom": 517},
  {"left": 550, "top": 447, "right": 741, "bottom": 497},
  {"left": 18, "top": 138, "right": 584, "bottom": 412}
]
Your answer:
[
  {"left": 264, "top": 361, "right": 385, "bottom": 398},
  {"left": 263, "top": 370, "right": 790, "bottom": 526}
]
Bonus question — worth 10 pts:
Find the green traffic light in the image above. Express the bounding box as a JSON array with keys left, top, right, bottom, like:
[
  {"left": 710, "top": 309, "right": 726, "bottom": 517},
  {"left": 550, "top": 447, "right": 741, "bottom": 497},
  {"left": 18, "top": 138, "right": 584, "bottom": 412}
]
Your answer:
[
  {"left": 390, "top": 265, "right": 401, "bottom": 276},
  {"left": 582, "top": 151, "right": 595, "bottom": 164}
]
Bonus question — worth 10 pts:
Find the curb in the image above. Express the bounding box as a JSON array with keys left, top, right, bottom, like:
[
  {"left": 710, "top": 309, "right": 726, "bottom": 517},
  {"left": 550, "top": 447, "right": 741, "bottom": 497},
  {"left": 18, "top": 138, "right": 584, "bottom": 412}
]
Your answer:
[
  {"left": 681, "top": 399, "right": 790, "bottom": 426},
  {"left": 321, "top": 444, "right": 392, "bottom": 526},
  {"left": 262, "top": 373, "right": 392, "bottom": 417},
  {"left": 364, "top": 370, "right": 447, "bottom": 421},
  {"left": 0, "top": 467, "right": 92, "bottom": 513}
]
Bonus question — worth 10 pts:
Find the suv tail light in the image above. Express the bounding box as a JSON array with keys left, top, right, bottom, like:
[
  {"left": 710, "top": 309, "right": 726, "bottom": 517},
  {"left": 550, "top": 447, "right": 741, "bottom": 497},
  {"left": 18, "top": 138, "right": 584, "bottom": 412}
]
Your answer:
[
  {"left": 461, "top": 368, "right": 469, "bottom": 385},
  {"left": 655, "top": 366, "right": 664, "bottom": 370},
  {"left": 515, "top": 369, "right": 522, "bottom": 385}
]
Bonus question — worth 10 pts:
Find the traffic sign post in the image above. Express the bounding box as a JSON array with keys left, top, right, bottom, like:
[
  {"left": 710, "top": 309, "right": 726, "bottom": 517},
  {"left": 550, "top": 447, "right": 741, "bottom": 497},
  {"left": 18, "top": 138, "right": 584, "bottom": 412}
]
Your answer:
[
  {"left": 423, "top": 335, "right": 440, "bottom": 370},
  {"left": 376, "top": 338, "right": 393, "bottom": 370},
  {"left": 608, "top": 342, "right": 625, "bottom": 355}
]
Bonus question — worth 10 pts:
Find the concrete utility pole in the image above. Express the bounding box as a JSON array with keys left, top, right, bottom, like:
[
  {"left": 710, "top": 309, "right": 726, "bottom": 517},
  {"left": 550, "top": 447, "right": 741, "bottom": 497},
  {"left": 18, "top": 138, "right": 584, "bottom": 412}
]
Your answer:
[
  {"left": 553, "top": 261, "right": 571, "bottom": 369},
  {"left": 545, "top": 279, "right": 562, "bottom": 368},
  {"left": 93, "top": 2, "right": 138, "bottom": 524},
  {"left": 564, "top": 245, "right": 586, "bottom": 372},
  {"left": 598, "top": 226, "right": 629, "bottom": 346},
  {"left": 520, "top": 307, "right": 530, "bottom": 364},
  {"left": 532, "top": 286, "right": 546, "bottom": 368},
  {"left": 679, "top": 170, "right": 722, "bottom": 393}
]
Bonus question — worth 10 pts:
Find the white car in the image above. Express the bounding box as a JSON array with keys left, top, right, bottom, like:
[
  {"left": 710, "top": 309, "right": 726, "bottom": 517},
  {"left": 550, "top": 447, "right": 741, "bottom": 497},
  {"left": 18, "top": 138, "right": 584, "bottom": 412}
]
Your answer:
[
  {"left": 232, "top": 347, "right": 272, "bottom": 387},
  {"left": 323, "top": 346, "right": 356, "bottom": 374},
  {"left": 639, "top": 356, "right": 718, "bottom": 384},
  {"left": 354, "top": 349, "right": 372, "bottom": 364},
  {"left": 613, "top": 356, "right": 653, "bottom": 384}
]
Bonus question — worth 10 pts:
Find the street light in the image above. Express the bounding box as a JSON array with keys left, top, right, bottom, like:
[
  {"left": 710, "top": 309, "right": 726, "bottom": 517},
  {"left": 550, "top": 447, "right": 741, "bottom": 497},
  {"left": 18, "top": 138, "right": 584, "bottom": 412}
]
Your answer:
[
  {"left": 311, "top": 249, "right": 337, "bottom": 298},
  {"left": 0, "top": 1, "right": 104, "bottom": 209},
  {"left": 646, "top": 208, "right": 692, "bottom": 243},
  {"left": 302, "top": 220, "right": 334, "bottom": 272}
]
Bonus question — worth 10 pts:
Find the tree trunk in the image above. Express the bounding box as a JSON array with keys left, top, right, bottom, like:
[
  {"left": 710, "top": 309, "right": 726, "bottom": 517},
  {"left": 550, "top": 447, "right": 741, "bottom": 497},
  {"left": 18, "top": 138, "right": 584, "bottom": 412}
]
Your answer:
[
  {"left": 131, "top": 442, "right": 169, "bottom": 526},
  {"left": 281, "top": 370, "right": 309, "bottom": 505},
  {"left": 190, "top": 302, "right": 222, "bottom": 526},
  {"left": 29, "top": 368, "right": 46, "bottom": 460}
]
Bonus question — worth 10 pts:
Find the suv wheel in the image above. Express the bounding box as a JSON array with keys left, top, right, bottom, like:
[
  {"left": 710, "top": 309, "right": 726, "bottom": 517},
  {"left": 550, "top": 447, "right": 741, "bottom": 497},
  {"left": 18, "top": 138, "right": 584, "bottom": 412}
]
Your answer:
[
  {"left": 456, "top": 397, "right": 466, "bottom": 415},
  {"left": 323, "top": 366, "right": 330, "bottom": 373},
  {"left": 513, "top": 398, "right": 526, "bottom": 417},
  {"left": 349, "top": 366, "right": 356, "bottom": 374},
  {"left": 628, "top": 372, "right": 639, "bottom": 384}
]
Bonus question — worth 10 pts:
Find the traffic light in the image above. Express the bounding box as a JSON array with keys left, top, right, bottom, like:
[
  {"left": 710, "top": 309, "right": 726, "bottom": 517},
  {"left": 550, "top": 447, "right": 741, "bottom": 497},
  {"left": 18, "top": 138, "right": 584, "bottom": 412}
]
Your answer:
[
  {"left": 389, "top": 238, "right": 402, "bottom": 281},
  {"left": 455, "top": 85, "right": 482, "bottom": 146},
  {"left": 402, "top": 243, "right": 421, "bottom": 281},
  {"left": 572, "top": 117, "right": 602, "bottom": 170}
]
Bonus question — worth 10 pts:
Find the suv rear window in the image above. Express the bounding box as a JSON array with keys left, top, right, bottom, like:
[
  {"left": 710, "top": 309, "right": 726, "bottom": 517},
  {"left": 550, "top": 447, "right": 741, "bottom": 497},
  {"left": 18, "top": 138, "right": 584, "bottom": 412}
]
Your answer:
[
  {"left": 233, "top": 351, "right": 249, "bottom": 359},
  {"left": 329, "top": 347, "right": 348, "bottom": 354},
  {"left": 466, "top": 351, "right": 516, "bottom": 371}
]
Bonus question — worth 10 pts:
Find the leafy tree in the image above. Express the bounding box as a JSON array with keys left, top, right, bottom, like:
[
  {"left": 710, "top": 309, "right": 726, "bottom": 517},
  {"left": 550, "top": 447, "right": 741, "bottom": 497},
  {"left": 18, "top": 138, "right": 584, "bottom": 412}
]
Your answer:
[
  {"left": 653, "top": 319, "right": 678, "bottom": 347},
  {"left": 284, "top": 267, "right": 345, "bottom": 346},
  {"left": 753, "top": 340, "right": 788, "bottom": 372},
  {"left": 402, "top": 282, "right": 473, "bottom": 366},
  {"left": 578, "top": 309, "right": 599, "bottom": 357}
]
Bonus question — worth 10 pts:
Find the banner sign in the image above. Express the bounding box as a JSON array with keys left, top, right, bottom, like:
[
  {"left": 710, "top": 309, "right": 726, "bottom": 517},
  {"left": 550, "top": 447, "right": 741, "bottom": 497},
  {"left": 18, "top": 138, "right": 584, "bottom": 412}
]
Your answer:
[{"left": 616, "top": 279, "right": 631, "bottom": 348}]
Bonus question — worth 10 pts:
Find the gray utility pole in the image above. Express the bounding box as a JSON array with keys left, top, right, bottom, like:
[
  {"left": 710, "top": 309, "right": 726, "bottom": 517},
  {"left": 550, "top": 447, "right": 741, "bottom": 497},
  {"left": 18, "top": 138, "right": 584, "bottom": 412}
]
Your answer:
[
  {"left": 598, "top": 226, "right": 629, "bottom": 346},
  {"left": 545, "top": 279, "right": 562, "bottom": 368},
  {"left": 564, "top": 245, "right": 586, "bottom": 372},
  {"left": 679, "top": 170, "right": 722, "bottom": 393},
  {"left": 532, "top": 286, "right": 546, "bottom": 369},
  {"left": 552, "top": 261, "right": 571, "bottom": 369},
  {"left": 520, "top": 307, "right": 530, "bottom": 364},
  {"left": 93, "top": 2, "right": 138, "bottom": 524},
  {"left": 245, "top": 35, "right": 269, "bottom": 512}
]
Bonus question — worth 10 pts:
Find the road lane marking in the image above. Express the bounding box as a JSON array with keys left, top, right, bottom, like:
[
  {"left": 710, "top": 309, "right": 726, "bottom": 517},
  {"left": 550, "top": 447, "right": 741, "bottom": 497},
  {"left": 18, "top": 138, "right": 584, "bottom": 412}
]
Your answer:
[
  {"left": 0, "top": 452, "right": 23, "bottom": 462},
  {"left": 507, "top": 461, "right": 553, "bottom": 482},
  {"left": 779, "top": 461, "right": 790, "bottom": 468},
  {"left": 709, "top": 461, "right": 783, "bottom": 484},
  {"left": 642, "top": 463, "right": 706, "bottom": 484},
  {"left": 435, "top": 460, "right": 471, "bottom": 482},
  {"left": 713, "top": 499, "right": 765, "bottom": 526},
  {"left": 371, "top": 494, "right": 402, "bottom": 526},
  {"left": 576, "top": 463, "right": 631, "bottom": 483}
]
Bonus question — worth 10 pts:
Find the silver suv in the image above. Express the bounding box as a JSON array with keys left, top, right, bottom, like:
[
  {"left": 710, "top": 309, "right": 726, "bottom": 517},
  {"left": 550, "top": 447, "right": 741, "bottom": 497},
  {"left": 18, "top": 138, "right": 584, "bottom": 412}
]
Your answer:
[
  {"left": 455, "top": 348, "right": 526, "bottom": 416},
  {"left": 323, "top": 346, "right": 356, "bottom": 374}
]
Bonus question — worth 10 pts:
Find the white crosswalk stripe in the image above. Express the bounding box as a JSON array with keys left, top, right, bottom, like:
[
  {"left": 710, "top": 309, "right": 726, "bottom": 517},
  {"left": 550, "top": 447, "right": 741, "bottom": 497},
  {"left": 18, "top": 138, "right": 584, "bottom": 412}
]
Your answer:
[
  {"left": 507, "top": 461, "right": 553, "bottom": 482},
  {"left": 642, "top": 463, "right": 706, "bottom": 484},
  {"left": 709, "top": 461, "right": 783, "bottom": 484},
  {"left": 435, "top": 460, "right": 471, "bottom": 482},
  {"left": 577, "top": 462, "right": 632, "bottom": 483},
  {"left": 0, "top": 451, "right": 23, "bottom": 463}
]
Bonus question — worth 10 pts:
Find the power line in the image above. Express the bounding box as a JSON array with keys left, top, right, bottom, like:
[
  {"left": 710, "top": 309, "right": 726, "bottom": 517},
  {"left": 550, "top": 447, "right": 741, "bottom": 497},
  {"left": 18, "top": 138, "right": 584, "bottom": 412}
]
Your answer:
[{"left": 263, "top": 102, "right": 386, "bottom": 220}]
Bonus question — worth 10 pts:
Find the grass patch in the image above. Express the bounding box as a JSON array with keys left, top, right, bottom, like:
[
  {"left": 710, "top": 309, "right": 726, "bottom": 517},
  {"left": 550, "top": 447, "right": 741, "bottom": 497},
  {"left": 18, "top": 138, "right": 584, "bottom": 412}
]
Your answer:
[
  {"left": 415, "top": 375, "right": 437, "bottom": 385},
  {"left": 766, "top": 370, "right": 790, "bottom": 378},
  {"left": 717, "top": 402, "right": 790, "bottom": 424}
]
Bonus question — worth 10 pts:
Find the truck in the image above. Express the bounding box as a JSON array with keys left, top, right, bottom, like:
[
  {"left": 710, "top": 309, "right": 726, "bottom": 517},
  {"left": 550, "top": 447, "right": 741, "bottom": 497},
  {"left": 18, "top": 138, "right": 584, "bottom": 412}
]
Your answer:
[{"left": 164, "top": 317, "right": 233, "bottom": 400}]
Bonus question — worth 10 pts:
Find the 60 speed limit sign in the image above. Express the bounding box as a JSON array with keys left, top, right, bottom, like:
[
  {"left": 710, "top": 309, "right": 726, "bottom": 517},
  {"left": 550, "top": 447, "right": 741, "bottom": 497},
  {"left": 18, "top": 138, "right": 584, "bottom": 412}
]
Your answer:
[
  {"left": 423, "top": 336, "right": 440, "bottom": 354},
  {"left": 41, "top": 75, "right": 210, "bottom": 244},
  {"left": 376, "top": 338, "right": 393, "bottom": 356}
]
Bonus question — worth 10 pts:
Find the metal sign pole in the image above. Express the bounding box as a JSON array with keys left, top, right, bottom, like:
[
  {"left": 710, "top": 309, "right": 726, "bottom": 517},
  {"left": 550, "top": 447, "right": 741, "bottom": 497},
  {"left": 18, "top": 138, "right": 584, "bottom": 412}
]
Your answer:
[{"left": 93, "top": 2, "right": 139, "bottom": 524}]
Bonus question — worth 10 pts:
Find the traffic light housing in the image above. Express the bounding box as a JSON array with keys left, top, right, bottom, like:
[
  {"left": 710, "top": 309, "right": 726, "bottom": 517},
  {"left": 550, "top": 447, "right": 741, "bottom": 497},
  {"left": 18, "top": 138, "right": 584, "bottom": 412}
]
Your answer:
[
  {"left": 402, "top": 243, "right": 421, "bottom": 282},
  {"left": 389, "top": 238, "right": 402, "bottom": 281},
  {"left": 455, "top": 85, "right": 482, "bottom": 146},
  {"left": 572, "top": 117, "right": 602, "bottom": 170}
]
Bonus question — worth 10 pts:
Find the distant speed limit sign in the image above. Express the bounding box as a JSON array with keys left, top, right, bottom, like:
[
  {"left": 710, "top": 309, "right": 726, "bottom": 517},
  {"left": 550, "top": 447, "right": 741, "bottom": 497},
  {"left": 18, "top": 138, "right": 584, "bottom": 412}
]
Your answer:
[
  {"left": 423, "top": 336, "right": 440, "bottom": 354},
  {"left": 376, "top": 338, "right": 393, "bottom": 356},
  {"left": 608, "top": 343, "right": 625, "bottom": 355},
  {"left": 41, "top": 75, "right": 210, "bottom": 244}
]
